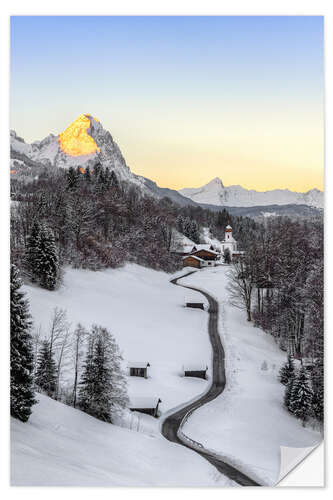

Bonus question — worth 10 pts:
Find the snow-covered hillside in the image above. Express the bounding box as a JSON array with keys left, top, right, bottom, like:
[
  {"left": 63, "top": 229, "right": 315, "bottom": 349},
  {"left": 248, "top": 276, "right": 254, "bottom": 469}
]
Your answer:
[
  {"left": 179, "top": 177, "right": 323, "bottom": 209},
  {"left": 180, "top": 267, "right": 322, "bottom": 486},
  {"left": 23, "top": 264, "right": 211, "bottom": 414},
  {"left": 11, "top": 394, "right": 231, "bottom": 486}
]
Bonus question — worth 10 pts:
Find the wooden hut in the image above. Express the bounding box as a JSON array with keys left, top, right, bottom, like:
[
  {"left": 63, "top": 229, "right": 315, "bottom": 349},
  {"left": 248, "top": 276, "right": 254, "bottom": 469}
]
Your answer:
[
  {"left": 185, "top": 297, "right": 205, "bottom": 310},
  {"left": 182, "top": 255, "right": 204, "bottom": 269},
  {"left": 128, "top": 361, "right": 150, "bottom": 378},
  {"left": 183, "top": 363, "right": 208, "bottom": 380},
  {"left": 129, "top": 397, "right": 162, "bottom": 418},
  {"left": 191, "top": 247, "right": 218, "bottom": 262}
]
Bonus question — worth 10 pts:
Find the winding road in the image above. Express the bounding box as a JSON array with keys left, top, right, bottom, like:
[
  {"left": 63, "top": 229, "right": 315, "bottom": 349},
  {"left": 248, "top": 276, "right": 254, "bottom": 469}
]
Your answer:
[{"left": 161, "top": 271, "right": 260, "bottom": 487}]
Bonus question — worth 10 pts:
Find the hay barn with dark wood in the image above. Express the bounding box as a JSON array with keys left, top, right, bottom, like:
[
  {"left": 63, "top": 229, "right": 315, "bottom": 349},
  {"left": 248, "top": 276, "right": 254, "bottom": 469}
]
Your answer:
[
  {"left": 182, "top": 255, "right": 204, "bottom": 268},
  {"left": 128, "top": 361, "right": 150, "bottom": 378},
  {"left": 129, "top": 397, "right": 162, "bottom": 418},
  {"left": 183, "top": 363, "right": 208, "bottom": 380}
]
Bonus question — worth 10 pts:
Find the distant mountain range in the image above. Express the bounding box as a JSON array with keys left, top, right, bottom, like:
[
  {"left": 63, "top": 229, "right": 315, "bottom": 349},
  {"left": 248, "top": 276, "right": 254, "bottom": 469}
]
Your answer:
[
  {"left": 10, "top": 114, "right": 323, "bottom": 218},
  {"left": 179, "top": 177, "right": 323, "bottom": 209}
]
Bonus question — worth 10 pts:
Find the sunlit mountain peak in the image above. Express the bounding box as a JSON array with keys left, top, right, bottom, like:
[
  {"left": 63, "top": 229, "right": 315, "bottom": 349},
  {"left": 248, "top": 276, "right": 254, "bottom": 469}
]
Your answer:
[{"left": 58, "top": 114, "right": 100, "bottom": 157}]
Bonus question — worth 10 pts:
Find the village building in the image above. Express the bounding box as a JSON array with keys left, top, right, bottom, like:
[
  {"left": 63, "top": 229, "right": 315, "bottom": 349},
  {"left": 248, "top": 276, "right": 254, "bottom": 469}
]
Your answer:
[
  {"left": 128, "top": 362, "right": 150, "bottom": 378},
  {"left": 129, "top": 397, "right": 162, "bottom": 418},
  {"left": 220, "top": 225, "right": 245, "bottom": 261},
  {"left": 182, "top": 255, "right": 204, "bottom": 269},
  {"left": 190, "top": 245, "right": 219, "bottom": 264},
  {"left": 169, "top": 229, "right": 196, "bottom": 256},
  {"left": 183, "top": 363, "right": 208, "bottom": 380}
]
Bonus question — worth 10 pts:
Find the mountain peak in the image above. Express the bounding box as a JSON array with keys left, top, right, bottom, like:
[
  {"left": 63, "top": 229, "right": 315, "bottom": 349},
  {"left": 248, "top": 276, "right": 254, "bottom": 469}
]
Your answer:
[
  {"left": 206, "top": 177, "right": 224, "bottom": 189},
  {"left": 179, "top": 178, "right": 323, "bottom": 209},
  {"left": 58, "top": 114, "right": 101, "bottom": 157}
]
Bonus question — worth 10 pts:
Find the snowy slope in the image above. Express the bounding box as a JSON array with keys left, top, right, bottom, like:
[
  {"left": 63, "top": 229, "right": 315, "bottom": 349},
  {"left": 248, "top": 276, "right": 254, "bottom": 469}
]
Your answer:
[
  {"left": 180, "top": 267, "right": 322, "bottom": 486},
  {"left": 23, "top": 264, "right": 211, "bottom": 415},
  {"left": 11, "top": 394, "right": 232, "bottom": 486},
  {"left": 179, "top": 177, "right": 323, "bottom": 209}
]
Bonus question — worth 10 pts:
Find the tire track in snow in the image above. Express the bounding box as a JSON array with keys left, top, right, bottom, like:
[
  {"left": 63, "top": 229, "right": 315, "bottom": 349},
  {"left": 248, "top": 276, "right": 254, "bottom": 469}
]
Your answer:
[{"left": 161, "top": 270, "right": 260, "bottom": 487}]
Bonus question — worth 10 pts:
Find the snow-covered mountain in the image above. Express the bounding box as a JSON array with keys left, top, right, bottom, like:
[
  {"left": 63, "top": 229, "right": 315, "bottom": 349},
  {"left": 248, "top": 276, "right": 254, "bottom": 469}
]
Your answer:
[
  {"left": 10, "top": 114, "right": 155, "bottom": 195},
  {"left": 10, "top": 117, "right": 323, "bottom": 214},
  {"left": 10, "top": 115, "right": 201, "bottom": 207},
  {"left": 179, "top": 177, "right": 323, "bottom": 209}
]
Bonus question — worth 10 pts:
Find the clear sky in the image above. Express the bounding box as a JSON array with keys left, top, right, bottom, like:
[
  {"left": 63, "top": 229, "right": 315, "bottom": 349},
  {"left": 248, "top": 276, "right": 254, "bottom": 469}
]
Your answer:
[{"left": 10, "top": 16, "right": 324, "bottom": 192}]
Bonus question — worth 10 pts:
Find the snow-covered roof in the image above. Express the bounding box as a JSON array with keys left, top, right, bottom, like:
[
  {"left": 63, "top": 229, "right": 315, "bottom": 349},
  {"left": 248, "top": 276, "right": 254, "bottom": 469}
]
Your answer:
[
  {"left": 191, "top": 247, "right": 219, "bottom": 255},
  {"left": 182, "top": 255, "right": 204, "bottom": 262},
  {"left": 169, "top": 229, "right": 196, "bottom": 253},
  {"left": 183, "top": 363, "right": 208, "bottom": 372},
  {"left": 128, "top": 361, "right": 150, "bottom": 368},
  {"left": 226, "top": 224, "right": 232, "bottom": 229},
  {"left": 129, "top": 397, "right": 161, "bottom": 409},
  {"left": 191, "top": 244, "right": 215, "bottom": 251}
]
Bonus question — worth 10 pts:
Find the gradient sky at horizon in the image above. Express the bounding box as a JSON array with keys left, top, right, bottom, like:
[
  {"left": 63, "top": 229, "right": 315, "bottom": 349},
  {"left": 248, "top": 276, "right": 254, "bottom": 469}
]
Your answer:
[{"left": 10, "top": 16, "right": 324, "bottom": 192}]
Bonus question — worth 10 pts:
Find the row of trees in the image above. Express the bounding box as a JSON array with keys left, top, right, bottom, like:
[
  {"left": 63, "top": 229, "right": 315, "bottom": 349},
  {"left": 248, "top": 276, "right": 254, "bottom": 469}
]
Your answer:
[
  {"left": 11, "top": 165, "right": 255, "bottom": 277},
  {"left": 10, "top": 264, "right": 128, "bottom": 424},
  {"left": 227, "top": 216, "right": 324, "bottom": 425}
]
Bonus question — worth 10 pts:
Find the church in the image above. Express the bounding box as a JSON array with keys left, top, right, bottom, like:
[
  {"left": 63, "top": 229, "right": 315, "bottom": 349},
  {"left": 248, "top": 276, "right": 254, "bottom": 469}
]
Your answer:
[{"left": 220, "top": 225, "right": 245, "bottom": 261}]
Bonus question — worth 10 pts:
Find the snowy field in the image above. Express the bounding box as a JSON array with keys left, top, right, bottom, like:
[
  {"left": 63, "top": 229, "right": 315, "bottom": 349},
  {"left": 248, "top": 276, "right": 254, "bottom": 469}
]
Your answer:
[
  {"left": 23, "top": 264, "right": 211, "bottom": 421},
  {"left": 11, "top": 394, "right": 233, "bottom": 486},
  {"left": 180, "top": 267, "right": 322, "bottom": 486}
]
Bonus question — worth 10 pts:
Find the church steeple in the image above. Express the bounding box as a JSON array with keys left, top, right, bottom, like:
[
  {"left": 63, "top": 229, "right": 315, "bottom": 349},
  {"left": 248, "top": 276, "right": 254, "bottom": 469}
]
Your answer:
[{"left": 225, "top": 224, "right": 232, "bottom": 241}]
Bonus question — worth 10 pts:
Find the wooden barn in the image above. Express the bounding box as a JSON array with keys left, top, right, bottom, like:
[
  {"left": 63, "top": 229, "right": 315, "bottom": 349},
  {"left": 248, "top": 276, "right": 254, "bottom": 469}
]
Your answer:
[
  {"left": 128, "top": 361, "right": 150, "bottom": 378},
  {"left": 129, "top": 397, "right": 162, "bottom": 418},
  {"left": 191, "top": 249, "right": 218, "bottom": 261},
  {"left": 182, "top": 255, "right": 204, "bottom": 269},
  {"left": 190, "top": 244, "right": 219, "bottom": 262},
  {"left": 185, "top": 300, "right": 204, "bottom": 310},
  {"left": 183, "top": 363, "right": 208, "bottom": 380}
]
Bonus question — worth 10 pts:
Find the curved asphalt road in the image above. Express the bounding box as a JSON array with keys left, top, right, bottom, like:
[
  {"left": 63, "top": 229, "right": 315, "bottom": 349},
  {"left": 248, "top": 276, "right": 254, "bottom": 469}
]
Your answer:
[{"left": 161, "top": 271, "right": 260, "bottom": 487}]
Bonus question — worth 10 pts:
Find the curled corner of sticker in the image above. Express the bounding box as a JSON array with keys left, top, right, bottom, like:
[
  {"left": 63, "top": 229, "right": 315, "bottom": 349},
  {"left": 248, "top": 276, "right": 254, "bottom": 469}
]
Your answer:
[{"left": 277, "top": 444, "right": 321, "bottom": 483}]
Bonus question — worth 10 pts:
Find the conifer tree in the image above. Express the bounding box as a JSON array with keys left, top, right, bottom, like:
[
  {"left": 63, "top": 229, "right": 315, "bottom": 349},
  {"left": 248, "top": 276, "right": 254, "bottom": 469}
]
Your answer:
[
  {"left": 10, "top": 264, "right": 36, "bottom": 422},
  {"left": 35, "top": 340, "right": 57, "bottom": 397},
  {"left": 93, "top": 162, "right": 102, "bottom": 180},
  {"left": 190, "top": 220, "right": 200, "bottom": 244},
  {"left": 312, "top": 385, "right": 324, "bottom": 424},
  {"left": 289, "top": 367, "right": 313, "bottom": 424},
  {"left": 312, "top": 361, "right": 324, "bottom": 423},
  {"left": 79, "top": 325, "right": 128, "bottom": 422},
  {"left": 284, "top": 372, "right": 296, "bottom": 411},
  {"left": 224, "top": 248, "right": 231, "bottom": 264},
  {"left": 104, "top": 166, "right": 112, "bottom": 189},
  {"left": 279, "top": 355, "right": 295, "bottom": 385},
  {"left": 37, "top": 225, "right": 59, "bottom": 290},
  {"left": 84, "top": 166, "right": 91, "bottom": 183},
  {"left": 66, "top": 166, "right": 79, "bottom": 190},
  {"left": 110, "top": 170, "right": 119, "bottom": 190},
  {"left": 25, "top": 220, "right": 42, "bottom": 282},
  {"left": 176, "top": 215, "right": 184, "bottom": 234}
]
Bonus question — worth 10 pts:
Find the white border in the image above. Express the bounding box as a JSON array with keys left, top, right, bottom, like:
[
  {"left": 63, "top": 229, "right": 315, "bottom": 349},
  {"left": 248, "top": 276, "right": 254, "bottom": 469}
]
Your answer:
[{"left": 1, "top": 1, "right": 331, "bottom": 498}]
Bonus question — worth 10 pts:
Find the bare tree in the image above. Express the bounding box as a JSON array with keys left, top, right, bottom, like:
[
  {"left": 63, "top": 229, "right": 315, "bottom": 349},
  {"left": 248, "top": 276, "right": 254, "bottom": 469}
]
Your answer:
[
  {"left": 72, "top": 323, "right": 88, "bottom": 408},
  {"left": 48, "top": 307, "right": 68, "bottom": 355},
  {"left": 47, "top": 307, "right": 71, "bottom": 399},
  {"left": 227, "top": 258, "right": 255, "bottom": 321},
  {"left": 32, "top": 324, "right": 43, "bottom": 378},
  {"left": 55, "top": 324, "right": 72, "bottom": 400}
]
